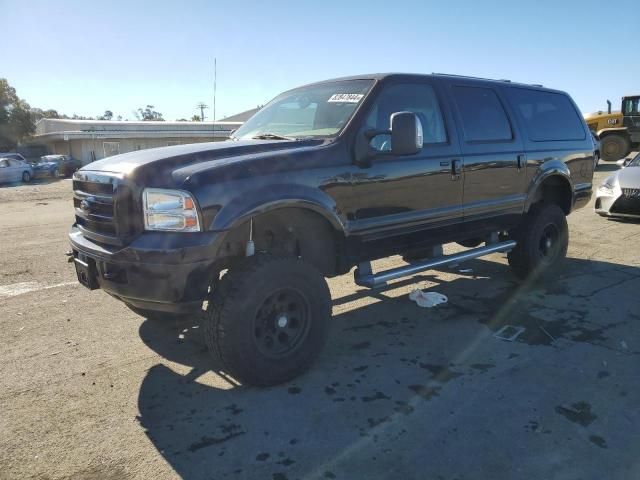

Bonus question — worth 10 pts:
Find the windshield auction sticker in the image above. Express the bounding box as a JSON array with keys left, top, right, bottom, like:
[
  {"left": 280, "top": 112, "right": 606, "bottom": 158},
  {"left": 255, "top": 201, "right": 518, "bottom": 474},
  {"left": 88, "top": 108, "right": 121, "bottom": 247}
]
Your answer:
[{"left": 327, "top": 93, "right": 364, "bottom": 103}]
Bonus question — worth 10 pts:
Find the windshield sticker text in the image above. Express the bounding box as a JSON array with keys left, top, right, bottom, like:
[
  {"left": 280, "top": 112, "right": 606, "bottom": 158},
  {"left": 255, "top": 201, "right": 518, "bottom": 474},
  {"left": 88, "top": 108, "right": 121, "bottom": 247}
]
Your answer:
[{"left": 327, "top": 93, "right": 364, "bottom": 103}]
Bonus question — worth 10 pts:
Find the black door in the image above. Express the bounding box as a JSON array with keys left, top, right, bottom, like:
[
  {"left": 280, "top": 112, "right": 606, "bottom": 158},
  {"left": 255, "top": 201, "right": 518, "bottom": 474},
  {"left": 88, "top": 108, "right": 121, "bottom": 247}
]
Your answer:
[
  {"left": 447, "top": 82, "right": 526, "bottom": 232},
  {"left": 329, "top": 80, "right": 464, "bottom": 254},
  {"left": 623, "top": 96, "right": 640, "bottom": 141}
]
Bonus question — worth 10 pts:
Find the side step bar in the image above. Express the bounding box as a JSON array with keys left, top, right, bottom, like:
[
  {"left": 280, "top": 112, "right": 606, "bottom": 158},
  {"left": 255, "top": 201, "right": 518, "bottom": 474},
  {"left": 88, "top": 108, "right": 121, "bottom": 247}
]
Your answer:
[{"left": 354, "top": 240, "right": 517, "bottom": 289}]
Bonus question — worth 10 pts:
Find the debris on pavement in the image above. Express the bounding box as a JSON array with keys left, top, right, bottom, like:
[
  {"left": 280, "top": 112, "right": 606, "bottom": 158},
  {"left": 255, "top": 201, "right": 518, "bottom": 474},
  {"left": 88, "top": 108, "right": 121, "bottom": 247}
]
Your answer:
[
  {"left": 539, "top": 326, "right": 556, "bottom": 342},
  {"left": 493, "top": 325, "right": 525, "bottom": 342},
  {"left": 409, "top": 289, "right": 448, "bottom": 308}
]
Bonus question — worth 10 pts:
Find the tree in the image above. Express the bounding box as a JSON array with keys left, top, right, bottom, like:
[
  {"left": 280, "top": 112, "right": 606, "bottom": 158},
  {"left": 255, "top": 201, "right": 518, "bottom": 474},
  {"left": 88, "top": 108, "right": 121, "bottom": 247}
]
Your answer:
[
  {"left": 98, "top": 110, "right": 113, "bottom": 121},
  {"left": 134, "top": 105, "right": 164, "bottom": 121},
  {"left": 0, "top": 78, "right": 35, "bottom": 151},
  {"left": 191, "top": 114, "right": 201, "bottom": 122},
  {"left": 30, "top": 108, "right": 65, "bottom": 123}
]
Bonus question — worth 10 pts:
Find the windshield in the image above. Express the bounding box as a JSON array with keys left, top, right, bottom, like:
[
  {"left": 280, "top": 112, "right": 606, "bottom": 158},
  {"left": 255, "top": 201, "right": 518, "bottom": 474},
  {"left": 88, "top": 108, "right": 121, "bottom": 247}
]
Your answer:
[
  {"left": 629, "top": 152, "right": 640, "bottom": 167},
  {"left": 232, "top": 79, "right": 374, "bottom": 140}
]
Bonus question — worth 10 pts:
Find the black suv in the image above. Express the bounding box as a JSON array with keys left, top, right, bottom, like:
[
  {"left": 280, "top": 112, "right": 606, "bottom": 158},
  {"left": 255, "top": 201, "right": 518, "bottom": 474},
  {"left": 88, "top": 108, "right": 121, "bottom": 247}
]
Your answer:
[{"left": 69, "top": 74, "right": 594, "bottom": 385}]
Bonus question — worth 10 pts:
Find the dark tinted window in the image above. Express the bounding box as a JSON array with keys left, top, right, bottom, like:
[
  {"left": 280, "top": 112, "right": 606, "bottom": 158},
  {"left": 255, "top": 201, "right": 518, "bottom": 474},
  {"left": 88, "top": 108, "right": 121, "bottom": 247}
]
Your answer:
[
  {"left": 452, "top": 86, "right": 512, "bottom": 142},
  {"left": 366, "top": 83, "right": 447, "bottom": 146},
  {"left": 507, "top": 88, "right": 585, "bottom": 141}
]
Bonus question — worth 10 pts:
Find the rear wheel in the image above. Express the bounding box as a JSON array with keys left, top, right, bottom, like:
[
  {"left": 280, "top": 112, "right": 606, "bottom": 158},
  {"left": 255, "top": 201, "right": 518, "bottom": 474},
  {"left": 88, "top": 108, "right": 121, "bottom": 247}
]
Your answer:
[
  {"left": 21, "top": 171, "right": 31, "bottom": 183},
  {"left": 203, "top": 255, "right": 331, "bottom": 386},
  {"left": 601, "top": 134, "right": 630, "bottom": 161},
  {"left": 508, "top": 203, "right": 568, "bottom": 280},
  {"left": 51, "top": 168, "right": 59, "bottom": 178}
]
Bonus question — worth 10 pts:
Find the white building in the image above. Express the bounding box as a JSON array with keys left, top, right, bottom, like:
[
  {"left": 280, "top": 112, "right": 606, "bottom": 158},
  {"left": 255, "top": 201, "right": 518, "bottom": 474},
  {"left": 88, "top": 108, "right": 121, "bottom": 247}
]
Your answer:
[{"left": 31, "top": 119, "right": 242, "bottom": 165}]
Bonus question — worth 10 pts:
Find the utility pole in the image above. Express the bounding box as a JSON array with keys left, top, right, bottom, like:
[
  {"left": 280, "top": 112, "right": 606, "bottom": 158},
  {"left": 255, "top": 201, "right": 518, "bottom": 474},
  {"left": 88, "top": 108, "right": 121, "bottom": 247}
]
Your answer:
[
  {"left": 196, "top": 102, "right": 208, "bottom": 122},
  {"left": 212, "top": 58, "right": 217, "bottom": 139}
]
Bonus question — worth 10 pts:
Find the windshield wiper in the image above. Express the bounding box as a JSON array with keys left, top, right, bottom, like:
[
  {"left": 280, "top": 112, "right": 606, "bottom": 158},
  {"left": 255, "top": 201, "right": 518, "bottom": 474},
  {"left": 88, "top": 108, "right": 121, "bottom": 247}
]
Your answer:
[{"left": 252, "top": 133, "right": 295, "bottom": 140}]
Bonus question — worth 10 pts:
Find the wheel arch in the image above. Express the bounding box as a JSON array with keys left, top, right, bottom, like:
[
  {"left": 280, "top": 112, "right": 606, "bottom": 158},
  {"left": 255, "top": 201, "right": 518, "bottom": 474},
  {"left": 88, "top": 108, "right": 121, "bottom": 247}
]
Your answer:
[
  {"left": 215, "top": 203, "right": 347, "bottom": 277},
  {"left": 525, "top": 167, "right": 573, "bottom": 215}
]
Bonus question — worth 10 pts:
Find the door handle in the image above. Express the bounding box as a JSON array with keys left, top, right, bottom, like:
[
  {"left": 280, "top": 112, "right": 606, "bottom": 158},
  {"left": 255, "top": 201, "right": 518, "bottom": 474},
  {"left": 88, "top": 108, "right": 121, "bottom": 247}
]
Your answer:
[
  {"left": 451, "top": 159, "right": 462, "bottom": 180},
  {"left": 517, "top": 154, "right": 525, "bottom": 171}
]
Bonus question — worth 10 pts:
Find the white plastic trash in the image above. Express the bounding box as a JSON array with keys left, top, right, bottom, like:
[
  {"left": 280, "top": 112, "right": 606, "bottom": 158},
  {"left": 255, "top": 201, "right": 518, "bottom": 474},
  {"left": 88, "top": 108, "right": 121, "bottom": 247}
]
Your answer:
[{"left": 409, "top": 289, "right": 448, "bottom": 308}]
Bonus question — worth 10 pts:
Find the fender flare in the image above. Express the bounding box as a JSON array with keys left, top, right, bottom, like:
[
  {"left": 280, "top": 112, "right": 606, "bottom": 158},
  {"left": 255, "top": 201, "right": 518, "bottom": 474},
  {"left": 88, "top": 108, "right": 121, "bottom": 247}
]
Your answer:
[
  {"left": 210, "top": 184, "right": 346, "bottom": 234},
  {"left": 597, "top": 127, "right": 629, "bottom": 138},
  {"left": 524, "top": 161, "right": 573, "bottom": 213}
]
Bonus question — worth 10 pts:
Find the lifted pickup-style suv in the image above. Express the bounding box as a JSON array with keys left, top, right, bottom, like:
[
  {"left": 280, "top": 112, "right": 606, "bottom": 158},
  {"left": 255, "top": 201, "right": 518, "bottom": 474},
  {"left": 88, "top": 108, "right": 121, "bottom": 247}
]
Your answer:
[{"left": 69, "top": 73, "right": 595, "bottom": 386}]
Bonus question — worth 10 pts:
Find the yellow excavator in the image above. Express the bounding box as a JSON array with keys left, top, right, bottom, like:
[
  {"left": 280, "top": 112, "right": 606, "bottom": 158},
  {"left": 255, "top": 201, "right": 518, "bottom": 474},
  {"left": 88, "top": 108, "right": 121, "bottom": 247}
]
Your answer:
[{"left": 584, "top": 95, "right": 640, "bottom": 160}]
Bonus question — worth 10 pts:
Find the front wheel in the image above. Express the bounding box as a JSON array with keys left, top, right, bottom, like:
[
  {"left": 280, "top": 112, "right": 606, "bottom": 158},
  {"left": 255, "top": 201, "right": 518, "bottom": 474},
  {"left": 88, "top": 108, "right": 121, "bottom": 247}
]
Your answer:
[
  {"left": 508, "top": 203, "right": 568, "bottom": 280},
  {"left": 22, "top": 171, "right": 31, "bottom": 183},
  {"left": 51, "top": 168, "right": 59, "bottom": 178},
  {"left": 203, "top": 255, "right": 331, "bottom": 386}
]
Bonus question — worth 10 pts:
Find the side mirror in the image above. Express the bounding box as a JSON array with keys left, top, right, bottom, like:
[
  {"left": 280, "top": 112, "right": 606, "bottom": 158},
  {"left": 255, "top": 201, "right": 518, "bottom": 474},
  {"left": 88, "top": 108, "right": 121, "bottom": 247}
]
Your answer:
[
  {"left": 390, "top": 112, "right": 423, "bottom": 156},
  {"left": 353, "top": 111, "right": 423, "bottom": 167},
  {"left": 617, "top": 156, "right": 632, "bottom": 168}
]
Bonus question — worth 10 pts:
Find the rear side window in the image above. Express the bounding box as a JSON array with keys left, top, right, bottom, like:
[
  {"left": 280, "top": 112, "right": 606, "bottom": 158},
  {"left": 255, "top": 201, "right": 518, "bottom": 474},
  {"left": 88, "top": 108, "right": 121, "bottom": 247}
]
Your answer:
[
  {"left": 452, "top": 86, "right": 512, "bottom": 142},
  {"left": 507, "top": 88, "right": 585, "bottom": 141}
]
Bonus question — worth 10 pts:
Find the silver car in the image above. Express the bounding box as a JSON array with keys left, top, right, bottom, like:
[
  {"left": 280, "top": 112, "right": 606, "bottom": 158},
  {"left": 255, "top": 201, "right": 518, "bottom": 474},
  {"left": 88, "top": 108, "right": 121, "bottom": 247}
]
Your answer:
[
  {"left": 0, "top": 157, "right": 33, "bottom": 184},
  {"left": 595, "top": 152, "right": 640, "bottom": 219}
]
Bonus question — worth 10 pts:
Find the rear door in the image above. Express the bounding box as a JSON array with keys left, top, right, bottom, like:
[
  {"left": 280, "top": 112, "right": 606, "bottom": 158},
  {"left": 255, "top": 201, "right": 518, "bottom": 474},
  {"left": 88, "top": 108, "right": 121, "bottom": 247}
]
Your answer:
[
  {"left": 447, "top": 82, "right": 526, "bottom": 231},
  {"left": 9, "top": 160, "right": 22, "bottom": 181}
]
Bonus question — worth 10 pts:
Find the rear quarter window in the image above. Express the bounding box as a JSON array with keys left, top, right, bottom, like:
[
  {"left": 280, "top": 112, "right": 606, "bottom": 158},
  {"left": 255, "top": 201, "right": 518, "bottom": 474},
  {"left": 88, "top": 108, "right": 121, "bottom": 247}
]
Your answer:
[
  {"left": 451, "top": 86, "right": 513, "bottom": 142},
  {"left": 507, "top": 88, "right": 585, "bottom": 142}
]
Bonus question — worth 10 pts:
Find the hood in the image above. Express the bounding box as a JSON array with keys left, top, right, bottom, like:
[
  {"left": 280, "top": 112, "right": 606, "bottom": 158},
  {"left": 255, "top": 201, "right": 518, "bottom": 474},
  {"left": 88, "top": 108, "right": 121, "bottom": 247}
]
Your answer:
[
  {"left": 583, "top": 111, "right": 622, "bottom": 121},
  {"left": 34, "top": 161, "right": 57, "bottom": 168},
  {"left": 617, "top": 166, "right": 640, "bottom": 189},
  {"left": 79, "top": 139, "right": 318, "bottom": 179}
]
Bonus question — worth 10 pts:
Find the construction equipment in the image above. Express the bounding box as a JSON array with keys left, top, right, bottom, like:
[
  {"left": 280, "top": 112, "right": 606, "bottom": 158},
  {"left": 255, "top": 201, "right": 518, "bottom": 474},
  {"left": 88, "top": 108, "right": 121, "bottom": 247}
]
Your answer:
[{"left": 584, "top": 96, "right": 640, "bottom": 161}]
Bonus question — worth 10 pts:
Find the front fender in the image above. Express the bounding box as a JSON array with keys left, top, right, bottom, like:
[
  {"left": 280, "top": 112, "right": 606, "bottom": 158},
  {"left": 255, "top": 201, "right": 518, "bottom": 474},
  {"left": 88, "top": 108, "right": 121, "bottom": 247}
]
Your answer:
[
  {"left": 524, "top": 160, "right": 573, "bottom": 212},
  {"left": 210, "top": 183, "right": 345, "bottom": 233},
  {"left": 597, "top": 127, "right": 629, "bottom": 137}
]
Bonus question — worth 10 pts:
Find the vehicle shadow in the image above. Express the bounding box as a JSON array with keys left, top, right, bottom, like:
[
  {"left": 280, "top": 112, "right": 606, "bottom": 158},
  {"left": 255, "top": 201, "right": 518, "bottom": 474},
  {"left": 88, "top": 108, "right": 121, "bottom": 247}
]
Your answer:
[
  {"left": 595, "top": 163, "right": 620, "bottom": 172},
  {"left": 136, "top": 256, "right": 640, "bottom": 479}
]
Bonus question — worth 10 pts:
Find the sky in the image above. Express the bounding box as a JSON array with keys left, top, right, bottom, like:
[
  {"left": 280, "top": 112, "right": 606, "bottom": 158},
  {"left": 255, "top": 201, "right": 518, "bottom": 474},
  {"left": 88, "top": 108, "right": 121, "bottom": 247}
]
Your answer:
[{"left": 2, "top": 0, "right": 637, "bottom": 121}]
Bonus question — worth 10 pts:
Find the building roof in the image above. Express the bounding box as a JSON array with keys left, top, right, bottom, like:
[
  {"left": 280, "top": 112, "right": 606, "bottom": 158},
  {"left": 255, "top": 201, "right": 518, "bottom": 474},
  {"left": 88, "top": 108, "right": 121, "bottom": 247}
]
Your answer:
[
  {"left": 33, "top": 118, "right": 242, "bottom": 141},
  {"left": 220, "top": 107, "right": 261, "bottom": 122}
]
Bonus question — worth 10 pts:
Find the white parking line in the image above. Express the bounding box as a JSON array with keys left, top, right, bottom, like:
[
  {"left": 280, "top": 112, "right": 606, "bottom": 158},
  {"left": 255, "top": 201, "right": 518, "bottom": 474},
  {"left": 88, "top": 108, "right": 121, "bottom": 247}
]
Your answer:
[{"left": 0, "top": 281, "right": 78, "bottom": 298}]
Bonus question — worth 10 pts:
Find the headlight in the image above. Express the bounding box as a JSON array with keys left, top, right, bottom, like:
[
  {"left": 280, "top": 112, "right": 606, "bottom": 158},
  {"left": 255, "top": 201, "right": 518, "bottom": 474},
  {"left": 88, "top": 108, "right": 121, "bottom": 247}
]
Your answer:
[
  {"left": 598, "top": 175, "right": 617, "bottom": 196},
  {"left": 143, "top": 188, "right": 201, "bottom": 232}
]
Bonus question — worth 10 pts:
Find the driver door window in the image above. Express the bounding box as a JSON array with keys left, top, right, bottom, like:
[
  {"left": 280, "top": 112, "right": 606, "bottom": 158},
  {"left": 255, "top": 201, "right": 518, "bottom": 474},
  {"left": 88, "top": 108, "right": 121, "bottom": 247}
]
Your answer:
[{"left": 366, "top": 83, "right": 447, "bottom": 151}]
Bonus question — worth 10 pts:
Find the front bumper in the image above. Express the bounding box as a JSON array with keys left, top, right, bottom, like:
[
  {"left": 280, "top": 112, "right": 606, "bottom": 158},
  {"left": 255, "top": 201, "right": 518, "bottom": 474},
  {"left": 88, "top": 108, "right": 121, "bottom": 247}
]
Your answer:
[
  {"left": 595, "top": 191, "right": 640, "bottom": 219},
  {"left": 69, "top": 226, "right": 223, "bottom": 313}
]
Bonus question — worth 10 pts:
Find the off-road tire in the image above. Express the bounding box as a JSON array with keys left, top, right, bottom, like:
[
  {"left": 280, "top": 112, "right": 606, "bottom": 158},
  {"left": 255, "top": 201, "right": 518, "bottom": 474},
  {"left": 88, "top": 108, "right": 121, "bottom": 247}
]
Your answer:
[
  {"left": 204, "top": 255, "right": 331, "bottom": 386},
  {"left": 601, "top": 134, "right": 630, "bottom": 161},
  {"left": 508, "top": 203, "right": 568, "bottom": 280}
]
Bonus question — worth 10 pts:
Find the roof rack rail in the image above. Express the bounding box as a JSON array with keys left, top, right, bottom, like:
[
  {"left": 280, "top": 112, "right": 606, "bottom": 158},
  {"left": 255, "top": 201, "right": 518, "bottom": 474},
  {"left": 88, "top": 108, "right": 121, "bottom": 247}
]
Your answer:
[
  {"left": 432, "top": 73, "right": 505, "bottom": 82},
  {"left": 432, "top": 73, "right": 543, "bottom": 87}
]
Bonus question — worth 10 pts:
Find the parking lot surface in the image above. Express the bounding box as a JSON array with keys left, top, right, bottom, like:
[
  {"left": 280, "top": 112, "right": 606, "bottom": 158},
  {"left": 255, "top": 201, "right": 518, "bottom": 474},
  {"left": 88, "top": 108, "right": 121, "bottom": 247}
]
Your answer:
[{"left": 1, "top": 167, "right": 639, "bottom": 480}]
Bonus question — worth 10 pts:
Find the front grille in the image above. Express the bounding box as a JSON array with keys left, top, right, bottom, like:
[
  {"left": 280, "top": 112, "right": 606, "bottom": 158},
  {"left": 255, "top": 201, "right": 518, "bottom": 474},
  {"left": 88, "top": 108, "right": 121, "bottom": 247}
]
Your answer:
[
  {"left": 622, "top": 188, "right": 640, "bottom": 198},
  {"left": 73, "top": 173, "right": 122, "bottom": 245},
  {"left": 611, "top": 192, "right": 640, "bottom": 215}
]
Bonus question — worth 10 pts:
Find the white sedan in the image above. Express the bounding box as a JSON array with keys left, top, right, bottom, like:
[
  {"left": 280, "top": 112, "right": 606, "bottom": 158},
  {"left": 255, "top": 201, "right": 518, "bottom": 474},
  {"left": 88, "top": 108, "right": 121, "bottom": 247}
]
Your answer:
[
  {"left": 595, "top": 152, "right": 640, "bottom": 219},
  {"left": 0, "top": 157, "right": 33, "bottom": 184}
]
